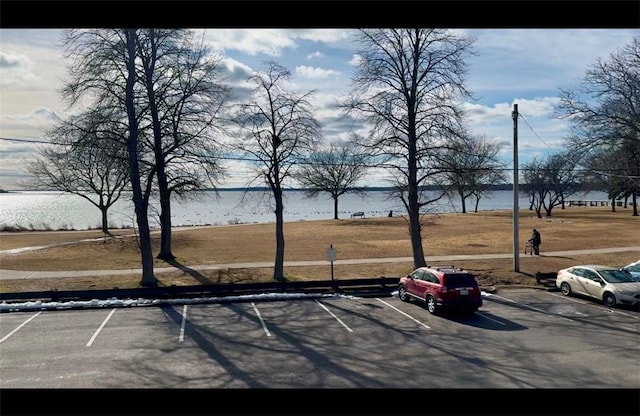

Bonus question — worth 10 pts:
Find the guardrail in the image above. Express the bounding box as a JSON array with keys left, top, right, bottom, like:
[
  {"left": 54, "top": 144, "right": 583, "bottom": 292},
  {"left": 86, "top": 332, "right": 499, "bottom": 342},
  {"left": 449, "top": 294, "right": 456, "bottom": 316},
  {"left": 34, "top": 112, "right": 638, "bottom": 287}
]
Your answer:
[{"left": 0, "top": 277, "right": 401, "bottom": 305}]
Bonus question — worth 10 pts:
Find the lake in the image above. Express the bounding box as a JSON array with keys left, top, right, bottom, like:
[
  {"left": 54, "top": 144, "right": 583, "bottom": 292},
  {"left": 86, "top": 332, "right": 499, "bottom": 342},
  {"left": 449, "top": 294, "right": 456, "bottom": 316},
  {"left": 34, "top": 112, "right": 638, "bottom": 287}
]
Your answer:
[{"left": 0, "top": 189, "right": 609, "bottom": 231}]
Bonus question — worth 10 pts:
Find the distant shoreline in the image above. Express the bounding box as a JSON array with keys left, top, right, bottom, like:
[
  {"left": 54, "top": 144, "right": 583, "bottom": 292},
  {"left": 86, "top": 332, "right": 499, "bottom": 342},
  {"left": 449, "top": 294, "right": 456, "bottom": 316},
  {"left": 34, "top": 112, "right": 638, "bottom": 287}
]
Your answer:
[
  {"left": 0, "top": 184, "right": 608, "bottom": 193},
  {"left": 0, "top": 189, "right": 613, "bottom": 232}
]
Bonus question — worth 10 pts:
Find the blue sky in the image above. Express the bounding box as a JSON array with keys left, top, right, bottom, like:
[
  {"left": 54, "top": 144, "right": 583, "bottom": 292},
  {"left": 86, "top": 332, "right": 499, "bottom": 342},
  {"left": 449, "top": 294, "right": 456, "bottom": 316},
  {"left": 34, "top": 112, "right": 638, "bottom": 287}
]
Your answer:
[{"left": 1, "top": 28, "right": 638, "bottom": 189}]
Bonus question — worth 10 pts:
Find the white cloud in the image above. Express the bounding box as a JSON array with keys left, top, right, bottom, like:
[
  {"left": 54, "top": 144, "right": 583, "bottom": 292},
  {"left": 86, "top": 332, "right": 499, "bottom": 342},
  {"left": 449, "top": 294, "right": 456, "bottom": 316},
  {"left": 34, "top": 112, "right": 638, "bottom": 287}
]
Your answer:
[
  {"left": 462, "top": 97, "right": 560, "bottom": 125},
  {"left": 202, "top": 29, "right": 299, "bottom": 56},
  {"left": 306, "top": 51, "right": 324, "bottom": 60},
  {"left": 0, "top": 107, "right": 57, "bottom": 137},
  {"left": 285, "top": 29, "right": 355, "bottom": 45},
  {"left": 0, "top": 51, "right": 29, "bottom": 68},
  {"left": 0, "top": 52, "right": 42, "bottom": 89},
  {"left": 349, "top": 54, "right": 362, "bottom": 66},
  {"left": 295, "top": 65, "right": 341, "bottom": 79}
]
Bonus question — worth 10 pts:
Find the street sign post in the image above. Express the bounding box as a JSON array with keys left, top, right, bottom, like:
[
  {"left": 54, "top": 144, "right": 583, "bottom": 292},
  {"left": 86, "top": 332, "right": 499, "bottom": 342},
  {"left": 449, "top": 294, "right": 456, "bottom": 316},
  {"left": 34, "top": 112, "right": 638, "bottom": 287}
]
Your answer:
[{"left": 327, "top": 244, "right": 336, "bottom": 281}]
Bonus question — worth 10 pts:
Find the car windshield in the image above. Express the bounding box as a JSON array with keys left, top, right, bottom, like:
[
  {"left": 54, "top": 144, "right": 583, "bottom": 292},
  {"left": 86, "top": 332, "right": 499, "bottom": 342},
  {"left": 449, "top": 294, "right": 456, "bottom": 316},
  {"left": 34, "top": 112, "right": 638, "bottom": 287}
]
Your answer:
[
  {"left": 599, "top": 269, "right": 636, "bottom": 283},
  {"left": 445, "top": 273, "right": 477, "bottom": 287}
]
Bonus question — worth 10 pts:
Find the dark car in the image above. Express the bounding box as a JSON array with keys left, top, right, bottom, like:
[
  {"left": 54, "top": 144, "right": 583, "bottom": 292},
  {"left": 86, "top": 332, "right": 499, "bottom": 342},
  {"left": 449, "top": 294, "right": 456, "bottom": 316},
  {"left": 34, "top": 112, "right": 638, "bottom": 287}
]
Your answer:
[{"left": 398, "top": 265, "right": 483, "bottom": 315}]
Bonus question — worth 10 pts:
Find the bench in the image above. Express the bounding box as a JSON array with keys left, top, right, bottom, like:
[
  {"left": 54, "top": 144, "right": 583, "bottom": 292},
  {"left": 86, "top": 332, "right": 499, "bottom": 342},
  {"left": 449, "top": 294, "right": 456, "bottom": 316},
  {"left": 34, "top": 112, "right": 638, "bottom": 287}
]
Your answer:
[
  {"left": 350, "top": 211, "right": 365, "bottom": 219},
  {"left": 535, "top": 272, "right": 557, "bottom": 287}
]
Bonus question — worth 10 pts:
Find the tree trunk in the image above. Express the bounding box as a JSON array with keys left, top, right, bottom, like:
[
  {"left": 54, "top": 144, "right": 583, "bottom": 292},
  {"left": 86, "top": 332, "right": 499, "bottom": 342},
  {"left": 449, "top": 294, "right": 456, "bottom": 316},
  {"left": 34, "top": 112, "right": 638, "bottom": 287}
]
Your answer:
[
  {"left": 333, "top": 195, "right": 339, "bottom": 220},
  {"left": 273, "top": 186, "right": 285, "bottom": 281},
  {"left": 100, "top": 207, "right": 112, "bottom": 236},
  {"left": 157, "top": 188, "right": 174, "bottom": 260},
  {"left": 407, "top": 127, "right": 426, "bottom": 268},
  {"left": 125, "top": 29, "right": 156, "bottom": 288},
  {"left": 141, "top": 30, "right": 175, "bottom": 261},
  {"left": 408, "top": 184, "right": 426, "bottom": 268},
  {"left": 408, "top": 206, "right": 426, "bottom": 268}
]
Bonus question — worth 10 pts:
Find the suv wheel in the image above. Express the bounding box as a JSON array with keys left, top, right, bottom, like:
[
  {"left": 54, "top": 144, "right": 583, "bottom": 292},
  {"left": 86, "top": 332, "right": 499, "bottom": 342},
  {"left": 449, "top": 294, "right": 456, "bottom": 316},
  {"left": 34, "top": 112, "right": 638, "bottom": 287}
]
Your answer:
[
  {"left": 426, "top": 295, "right": 437, "bottom": 314},
  {"left": 398, "top": 285, "right": 410, "bottom": 302}
]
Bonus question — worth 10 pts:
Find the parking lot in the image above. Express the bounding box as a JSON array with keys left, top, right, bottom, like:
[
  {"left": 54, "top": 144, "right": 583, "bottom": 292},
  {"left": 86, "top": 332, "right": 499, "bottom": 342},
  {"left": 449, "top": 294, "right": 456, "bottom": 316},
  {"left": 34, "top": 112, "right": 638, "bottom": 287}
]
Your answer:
[{"left": 1, "top": 288, "right": 639, "bottom": 390}]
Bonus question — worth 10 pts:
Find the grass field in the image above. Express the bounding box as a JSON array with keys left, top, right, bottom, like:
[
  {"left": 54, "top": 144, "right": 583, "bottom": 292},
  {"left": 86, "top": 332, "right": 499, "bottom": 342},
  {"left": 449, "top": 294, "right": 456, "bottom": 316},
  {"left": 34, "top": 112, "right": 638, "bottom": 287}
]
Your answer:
[{"left": 1, "top": 206, "right": 638, "bottom": 293}]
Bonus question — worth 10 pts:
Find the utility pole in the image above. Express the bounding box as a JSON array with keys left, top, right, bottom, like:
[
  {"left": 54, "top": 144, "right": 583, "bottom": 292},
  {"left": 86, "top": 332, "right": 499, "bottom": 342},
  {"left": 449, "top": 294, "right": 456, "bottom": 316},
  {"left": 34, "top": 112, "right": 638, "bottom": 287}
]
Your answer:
[{"left": 512, "top": 103, "right": 520, "bottom": 272}]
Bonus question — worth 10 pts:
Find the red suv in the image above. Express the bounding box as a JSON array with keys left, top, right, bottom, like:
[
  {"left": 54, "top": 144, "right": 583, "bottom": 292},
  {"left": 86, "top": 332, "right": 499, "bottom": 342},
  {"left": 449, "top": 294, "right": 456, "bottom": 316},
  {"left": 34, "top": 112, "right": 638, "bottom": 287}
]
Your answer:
[{"left": 398, "top": 265, "right": 483, "bottom": 315}]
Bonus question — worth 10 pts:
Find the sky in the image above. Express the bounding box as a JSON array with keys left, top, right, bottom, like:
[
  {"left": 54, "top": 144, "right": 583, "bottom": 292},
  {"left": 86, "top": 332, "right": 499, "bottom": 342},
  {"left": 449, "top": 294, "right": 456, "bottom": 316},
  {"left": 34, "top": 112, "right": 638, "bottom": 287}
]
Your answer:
[{"left": 1, "top": 28, "right": 639, "bottom": 190}]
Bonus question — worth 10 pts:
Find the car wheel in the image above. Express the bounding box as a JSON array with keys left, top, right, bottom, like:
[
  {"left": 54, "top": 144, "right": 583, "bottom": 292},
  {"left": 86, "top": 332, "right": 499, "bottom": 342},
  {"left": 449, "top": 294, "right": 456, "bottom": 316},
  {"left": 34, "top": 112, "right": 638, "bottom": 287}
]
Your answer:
[
  {"left": 560, "top": 282, "right": 572, "bottom": 296},
  {"left": 398, "top": 285, "right": 410, "bottom": 302},
  {"left": 603, "top": 292, "right": 617, "bottom": 307},
  {"left": 426, "top": 295, "right": 437, "bottom": 314}
]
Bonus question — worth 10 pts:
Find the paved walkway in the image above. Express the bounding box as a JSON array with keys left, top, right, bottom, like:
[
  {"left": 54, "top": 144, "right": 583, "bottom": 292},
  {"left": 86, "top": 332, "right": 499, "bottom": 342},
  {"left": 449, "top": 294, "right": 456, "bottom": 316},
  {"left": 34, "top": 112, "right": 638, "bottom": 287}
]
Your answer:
[{"left": 1, "top": 246, "right": 638, "bottom": 280}]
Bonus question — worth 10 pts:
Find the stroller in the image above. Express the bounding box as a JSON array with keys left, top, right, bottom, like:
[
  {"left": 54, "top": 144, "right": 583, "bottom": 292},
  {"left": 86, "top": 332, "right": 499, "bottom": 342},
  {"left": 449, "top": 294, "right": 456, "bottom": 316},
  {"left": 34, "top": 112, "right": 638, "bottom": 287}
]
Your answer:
[{"left": 524, "top": 239, "right": 534, "bottom": 255}]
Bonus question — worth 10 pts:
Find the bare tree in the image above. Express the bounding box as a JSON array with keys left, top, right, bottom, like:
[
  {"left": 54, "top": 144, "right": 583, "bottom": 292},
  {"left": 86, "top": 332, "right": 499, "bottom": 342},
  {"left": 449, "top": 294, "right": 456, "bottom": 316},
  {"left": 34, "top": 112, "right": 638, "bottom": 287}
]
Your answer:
[
  {"left": 556, "top": 35, "right": 640, "bottom": 216},
  {"left": 579, "top": 146, "right": 626, "bottom": 211},
  {"left": 521, "top": 152, "right": 582, "bottom": 218},
  {"left": 62, "top": 28, "right": 157, "bottom": 286},
  {"left": 125, "top": 29, "right": 157, "bottom": 286},
  {"left": 611, "top": 138, "right": 640, "bottom": 209},
  {"left": 439, "top": 132, "right": 508, "bottom": 213},
  {"left": 24, "top": 110, "right": 130, "bottom": 235},
  {"left": 57, "top": 28, "right": 230, "bottom": 284},
  {"left": 343, "top": 29, "right": 475, "bottom": 268},
  {"left": 135, "top": 29, "right": 231, "bottom": 260},
  {"left": 233, "top": 61, "right": 321, "bottom": 281},
  {"left": 293, "top": 140, "right": 370, "bottom": 219}
]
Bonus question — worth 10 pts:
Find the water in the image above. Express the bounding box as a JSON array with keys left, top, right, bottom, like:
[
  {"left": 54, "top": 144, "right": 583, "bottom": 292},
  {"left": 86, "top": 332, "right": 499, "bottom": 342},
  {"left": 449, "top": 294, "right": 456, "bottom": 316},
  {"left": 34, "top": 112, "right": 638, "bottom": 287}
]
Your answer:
[{"left": 0, "top": 189, "right": 609, "bottom": 231}]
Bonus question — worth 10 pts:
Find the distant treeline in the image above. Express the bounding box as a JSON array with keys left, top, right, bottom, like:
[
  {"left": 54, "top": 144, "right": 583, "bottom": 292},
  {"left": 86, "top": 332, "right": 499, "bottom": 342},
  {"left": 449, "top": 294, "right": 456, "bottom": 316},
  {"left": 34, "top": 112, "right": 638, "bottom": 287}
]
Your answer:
[
  {"left": 3, "top": 183, "right": 606, "bottom": 193},
  {"left": 210, "top": 183, "right": 606, "bottom": 192}
]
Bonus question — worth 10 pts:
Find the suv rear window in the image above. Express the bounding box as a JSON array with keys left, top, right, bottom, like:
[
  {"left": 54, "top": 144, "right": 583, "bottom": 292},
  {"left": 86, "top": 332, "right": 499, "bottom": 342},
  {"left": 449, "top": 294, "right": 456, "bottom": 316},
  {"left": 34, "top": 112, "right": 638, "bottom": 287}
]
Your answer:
[{"left": 443, "top": 273, "right": 477, "bottom": 288}]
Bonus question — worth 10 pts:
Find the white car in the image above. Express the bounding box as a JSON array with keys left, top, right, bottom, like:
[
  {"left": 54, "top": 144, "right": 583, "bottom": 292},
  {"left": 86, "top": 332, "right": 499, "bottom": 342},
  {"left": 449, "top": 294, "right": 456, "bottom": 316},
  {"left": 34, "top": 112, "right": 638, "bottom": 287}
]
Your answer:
[
  {"left": 621, "top": 260, "right": 640, "bottom": 282},
  {"left": 556, "top": 265, "right": 640, "bottom": 308}
]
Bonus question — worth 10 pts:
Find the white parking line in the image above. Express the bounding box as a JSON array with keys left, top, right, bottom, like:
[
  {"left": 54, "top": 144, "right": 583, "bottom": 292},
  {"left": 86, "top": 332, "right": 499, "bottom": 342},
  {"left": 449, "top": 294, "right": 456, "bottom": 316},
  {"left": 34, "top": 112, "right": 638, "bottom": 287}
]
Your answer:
[
  {"left": 0, "top": 311, "right": 42, "bottom": 344},
  {"left": 179, "top": 305, "right": 188, "bottom": 342},
  {"left": 376, "top": 298, "right": 431, "bottom": 329},
  {"left": 86, "top": 308, "right": 116, "bottom": 347},
  {"left": 316, "top": 300, "right": 353, "bottom": 332},
  {"left": 252, "top": 302, "right": 271, "bottom": 337}
]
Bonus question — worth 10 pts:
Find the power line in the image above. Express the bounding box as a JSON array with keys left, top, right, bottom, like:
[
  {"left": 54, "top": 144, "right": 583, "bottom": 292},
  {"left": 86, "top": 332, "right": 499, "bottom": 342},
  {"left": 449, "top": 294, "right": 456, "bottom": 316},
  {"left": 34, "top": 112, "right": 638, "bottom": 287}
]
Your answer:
[
  {"left": 517, "top": 113, "right": 639, "bottom": 180},
  {"left": 0, "top": 137, "right": 53, "bottom": 145}
]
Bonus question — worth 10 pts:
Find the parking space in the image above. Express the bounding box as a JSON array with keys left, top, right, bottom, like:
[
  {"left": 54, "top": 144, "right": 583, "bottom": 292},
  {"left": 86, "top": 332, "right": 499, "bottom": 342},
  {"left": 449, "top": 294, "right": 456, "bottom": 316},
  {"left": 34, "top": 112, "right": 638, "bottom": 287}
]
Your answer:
[
  {"left": 486, "top": 289, "right": 640, "bottom": 330},
  {"left": 1, "top": 290, "right": 638, "bottom": 388}
]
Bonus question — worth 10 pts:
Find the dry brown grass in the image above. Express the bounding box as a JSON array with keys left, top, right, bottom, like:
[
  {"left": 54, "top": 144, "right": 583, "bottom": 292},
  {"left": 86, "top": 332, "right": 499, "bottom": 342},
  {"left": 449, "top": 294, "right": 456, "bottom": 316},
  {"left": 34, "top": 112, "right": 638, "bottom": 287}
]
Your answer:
[{"left": 1, "top": 206, "right": 638, "bottom": 293}]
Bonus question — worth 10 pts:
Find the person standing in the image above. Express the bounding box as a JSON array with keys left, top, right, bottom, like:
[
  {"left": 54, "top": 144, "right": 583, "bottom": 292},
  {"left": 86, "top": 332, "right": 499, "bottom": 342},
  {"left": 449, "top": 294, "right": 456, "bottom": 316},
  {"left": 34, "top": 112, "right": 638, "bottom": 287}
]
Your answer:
[{"left": 531, "top": 228, "right": 541, "bottom": 255}]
